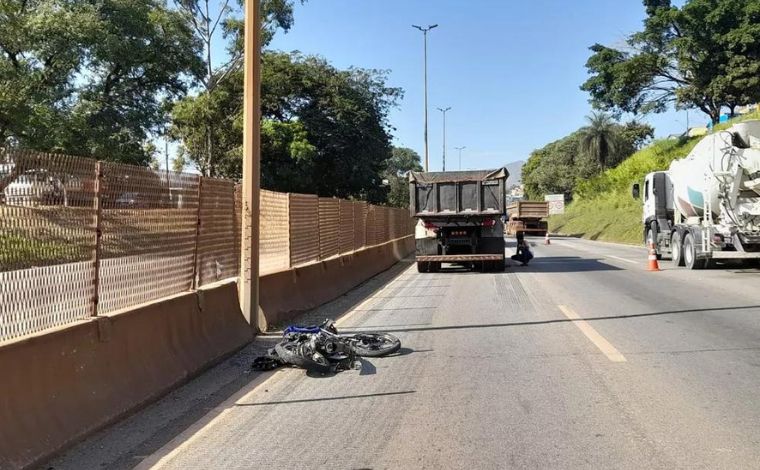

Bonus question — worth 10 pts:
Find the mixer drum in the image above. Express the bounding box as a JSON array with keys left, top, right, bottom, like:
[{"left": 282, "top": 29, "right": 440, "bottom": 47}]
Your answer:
[{"left": 668, "top": 133, "right": 724, "bottom": 219}]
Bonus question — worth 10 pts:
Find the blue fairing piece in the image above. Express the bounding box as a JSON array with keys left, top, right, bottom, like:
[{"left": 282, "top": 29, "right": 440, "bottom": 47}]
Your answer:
[{"left": 284, "top": 325, "right": 321, "bottom": 335}]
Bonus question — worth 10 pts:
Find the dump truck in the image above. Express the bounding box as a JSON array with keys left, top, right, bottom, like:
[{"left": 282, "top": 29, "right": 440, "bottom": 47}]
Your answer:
[
  {"left": 505, "top": 201, "right": 549, "bottom": 236},
  {"left": 409, "top": 168, "right": 508, "bottom": 273},
  {"left": 635, "top": 120, "right": 760, "bottom": 269}
]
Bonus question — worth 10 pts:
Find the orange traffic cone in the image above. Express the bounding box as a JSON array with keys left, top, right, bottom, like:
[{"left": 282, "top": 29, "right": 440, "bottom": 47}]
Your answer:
[
  {"left": 545, "top": 233, "right": 551, "bottom": 245},
  {"left": 647, "top": 242, "right": 660, "bottom": 271}
]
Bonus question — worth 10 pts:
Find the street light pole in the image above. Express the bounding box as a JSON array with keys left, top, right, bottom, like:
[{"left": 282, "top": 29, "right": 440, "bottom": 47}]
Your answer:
[
  {"left": 437, "top": 107, "right": 451, "bottom": 171},
  {"left": 412, "top": 24, "right": 438, "bottom": 172},
  {"left": 454, "top": 146, "right": 466, "bottom": 170},
  {"left": 240, "top": 0, "right": 261, "bottom": 333}
]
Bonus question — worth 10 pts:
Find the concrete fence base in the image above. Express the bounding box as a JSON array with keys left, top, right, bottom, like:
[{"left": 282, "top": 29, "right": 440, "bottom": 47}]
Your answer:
[{"left": 0, "top": 235, "right": 414, "bottom": 469}]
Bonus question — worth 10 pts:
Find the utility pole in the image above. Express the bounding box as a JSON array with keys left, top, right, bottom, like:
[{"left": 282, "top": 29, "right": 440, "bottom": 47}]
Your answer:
[
  {"left": 686, "top": 109, "right": 690, "bottom": 134},
  {"left": 412, "top": 24, "right": 438, "bottom": 172},
  {"left": 437, "top": 107, "right": 451, "bottom": 171},
  {"left": 454, "top": 146, "right": 466, "bottom": 170},
  {"left": 240, "top": 0, "right": 261, "bottom": 333}
]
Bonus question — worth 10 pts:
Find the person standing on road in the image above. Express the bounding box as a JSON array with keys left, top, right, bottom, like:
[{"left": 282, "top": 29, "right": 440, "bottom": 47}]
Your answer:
[{"left": 511, "top": 232, "right": 533, "bottom": 266}]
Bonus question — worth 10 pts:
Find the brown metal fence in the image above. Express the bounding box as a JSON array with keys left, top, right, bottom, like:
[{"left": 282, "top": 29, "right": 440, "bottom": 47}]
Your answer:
[
  {"left": 288, "top": 193, "right": 320, "bottom": 266},
  {"left": 318, "top": 198, "right": 340, "bottom": 260},
  {"left": 197, "top": 178, "right": 238, "bottom": 286},
  {"left": 0, "top": 149, "right": 414, "bottom": 342},
  {"left": 259, "top": 190, "right": 289, "bottom": 274}
]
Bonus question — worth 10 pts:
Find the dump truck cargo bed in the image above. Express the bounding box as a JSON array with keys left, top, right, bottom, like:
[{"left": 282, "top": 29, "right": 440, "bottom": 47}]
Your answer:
[
  {"left": 409, "top": 168, "right": 509, "bottom": 272},
  {"left": 506, "top": 201, "right": 549, "bottom": 219},
  {"left": 506, "top": 201, "right": 549, "bottom": 236},
  {"left": 409, "top": 169, "right": 508, "bottom": 217}
]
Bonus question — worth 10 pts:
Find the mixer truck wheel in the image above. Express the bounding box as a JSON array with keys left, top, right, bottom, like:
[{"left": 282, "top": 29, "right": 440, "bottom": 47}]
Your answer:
[
  {"left": 671, "top": 232, "right": 685, "bottom": 267},
  {"left": 683, "top": 232, "right": 706, "bottom": 270}
]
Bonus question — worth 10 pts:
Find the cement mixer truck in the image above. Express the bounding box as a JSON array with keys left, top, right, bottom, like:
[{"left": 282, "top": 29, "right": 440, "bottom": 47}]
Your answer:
[{"left": 635, "top": 120, "right": 760, "bottom": 269}]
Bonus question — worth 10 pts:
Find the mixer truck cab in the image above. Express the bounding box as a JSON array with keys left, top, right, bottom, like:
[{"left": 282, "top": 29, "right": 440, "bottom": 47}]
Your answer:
[
  {"left": 635, "top": 120, "right": 760, "bottom": 269},
  {"left": 640, "top": 171, "right": 675, "bottom": 249}
]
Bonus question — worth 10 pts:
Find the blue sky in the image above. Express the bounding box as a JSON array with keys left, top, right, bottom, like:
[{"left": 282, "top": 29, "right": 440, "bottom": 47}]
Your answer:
[{"left": 224, "top": 1, "right": 702, "bottom": 171}]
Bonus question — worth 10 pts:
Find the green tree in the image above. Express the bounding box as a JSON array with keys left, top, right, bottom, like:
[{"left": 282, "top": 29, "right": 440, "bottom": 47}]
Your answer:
[
  {"left": 385, "top": 147, "right": 422, "bottom": 208},
  {"left": 172, "top": 152, "right": 188, "bottom": 172},
  {"left": 522, "top": 132, "right": 583, "bottom": 199},
  {"left": 0, "top": 0, "right": 203, "bottom": 166},
  {"left": 0, "top": 0, "right": 94, "bottom": 150},
  {"left": 172, "top": 51, "right": 402, "bottom": 201},
  {"left": 581, "top": 0, "right": 760, "bottom": 124},
  {"left": 522, "top": 117, "right": 653, "bottom": 199},
  {"left": 579, "top": 112, "right": 619, "bottom": 171},
  {"left": 615, "top": 120, "right": 655, "bottom": 162},
  {"left": 170, "top": 0, "right": 302, "bottom": 176}
]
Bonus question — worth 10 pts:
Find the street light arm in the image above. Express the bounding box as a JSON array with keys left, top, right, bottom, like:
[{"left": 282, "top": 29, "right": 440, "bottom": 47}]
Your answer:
[{"left": 429, "top": 24, "right": 439, "bottom": 29}]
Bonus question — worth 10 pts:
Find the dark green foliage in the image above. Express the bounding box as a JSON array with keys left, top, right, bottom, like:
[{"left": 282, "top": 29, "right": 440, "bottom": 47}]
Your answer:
[
  {"left": 580, "top": 112, "right": 619, "bottom": 170},
  {"left": 582, "top": 0, "right": 760, "bottom": 123},
  {"left": 0, "top": 0, "right": 203, "bottom": 164},
  {"left": 522, "top": 117, "right": 653, "bottom": 200},
  {"left": 172, "top": 52, "right": 402, "bottom": 202},
  {"left": 385, "top": 147, "right": 423, "bottom": 208}
]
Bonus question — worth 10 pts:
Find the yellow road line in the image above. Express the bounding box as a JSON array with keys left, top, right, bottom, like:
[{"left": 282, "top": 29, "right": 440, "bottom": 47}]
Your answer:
[{"left": 558, "top": 305, "right": 627, "bottom": 363}]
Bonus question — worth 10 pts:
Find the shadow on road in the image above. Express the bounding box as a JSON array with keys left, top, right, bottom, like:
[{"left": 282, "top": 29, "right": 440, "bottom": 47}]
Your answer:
[
  {"left": 513, "top": 256, "right": 623, "bottom": 273},
  {"left": 372, "top": 304, "right": 760, "bottom": 334},
  {"left": 234, "top": 390, "right": 416, "bottom": 407}
]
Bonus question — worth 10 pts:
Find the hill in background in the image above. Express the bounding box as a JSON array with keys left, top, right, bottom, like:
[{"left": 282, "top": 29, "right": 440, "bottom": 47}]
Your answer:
[{"left": 505, "top": 160, "right": 523, "bottom": 187}]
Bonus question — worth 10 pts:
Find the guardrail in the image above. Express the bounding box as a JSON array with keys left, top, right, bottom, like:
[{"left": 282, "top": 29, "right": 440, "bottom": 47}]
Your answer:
[{"left": 0, "top": 148, "right": 413, "bottom": 342}]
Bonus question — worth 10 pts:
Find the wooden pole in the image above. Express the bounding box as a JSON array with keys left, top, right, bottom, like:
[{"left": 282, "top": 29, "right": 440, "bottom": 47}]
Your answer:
[{"left": 240, "top": 0, "right": 261, "bottom": 332}]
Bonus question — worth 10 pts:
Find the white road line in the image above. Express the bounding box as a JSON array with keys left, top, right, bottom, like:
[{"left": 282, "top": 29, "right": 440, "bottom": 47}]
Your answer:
[
  {"left": 558, "top": 305, "right": 627, "bottom": 363},
  {"left": 606, "top": 255, "right": 639, "bottom": 265}
]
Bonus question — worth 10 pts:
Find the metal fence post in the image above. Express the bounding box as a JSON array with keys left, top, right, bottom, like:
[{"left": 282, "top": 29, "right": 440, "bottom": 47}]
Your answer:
[
  {"left": 317, "top": 197, "right": 323, "bottom": 261},
  {"left": 191, "top": 176, "right": 203, "bottom": 289},
  {"left": 286, "top": 192, "right": 292, "bottom": 268},
  {"left": 287, "top": 193, "right": 294, "bottom": 267},
  {"left": 91, "top": 161, "right": 104, "bottom": 317}
]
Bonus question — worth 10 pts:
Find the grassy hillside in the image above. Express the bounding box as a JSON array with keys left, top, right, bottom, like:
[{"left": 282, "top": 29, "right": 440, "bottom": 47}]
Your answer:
[{"left": 549, "top": 112, "right": 760, "bottom": 244}]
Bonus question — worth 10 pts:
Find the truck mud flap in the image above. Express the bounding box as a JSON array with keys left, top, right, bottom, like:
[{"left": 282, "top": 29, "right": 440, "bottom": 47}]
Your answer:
[{"left": 478, "top": 236, "right": 506, "bottom": 254}]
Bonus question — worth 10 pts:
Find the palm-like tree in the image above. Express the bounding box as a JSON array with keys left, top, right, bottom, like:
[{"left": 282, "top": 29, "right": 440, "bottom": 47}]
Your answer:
[{"left": 580, "top": 112, "right": 619, "bottom": 170}]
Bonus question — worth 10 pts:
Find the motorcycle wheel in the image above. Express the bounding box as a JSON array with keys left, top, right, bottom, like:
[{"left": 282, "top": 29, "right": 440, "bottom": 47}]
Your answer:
[
  {"left": 274, "top": 341, "right": 332, "bottom": 373},
  {"left": 350, "top": 333, "right": 401, "bottom": 357}
]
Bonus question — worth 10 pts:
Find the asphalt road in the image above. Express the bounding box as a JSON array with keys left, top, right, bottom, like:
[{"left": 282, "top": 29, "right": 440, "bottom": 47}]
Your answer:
[{"left": 48, "top": 237, "right": 760, "bottom": 469}]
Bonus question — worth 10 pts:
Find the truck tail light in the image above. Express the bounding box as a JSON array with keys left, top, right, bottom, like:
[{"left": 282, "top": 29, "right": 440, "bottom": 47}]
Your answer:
[
  {"left": 423, "top": 221, "right": 439, "bottom": 232},
  {"left": 481, "top": 218, "right": 496, "bottom": 228}
]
